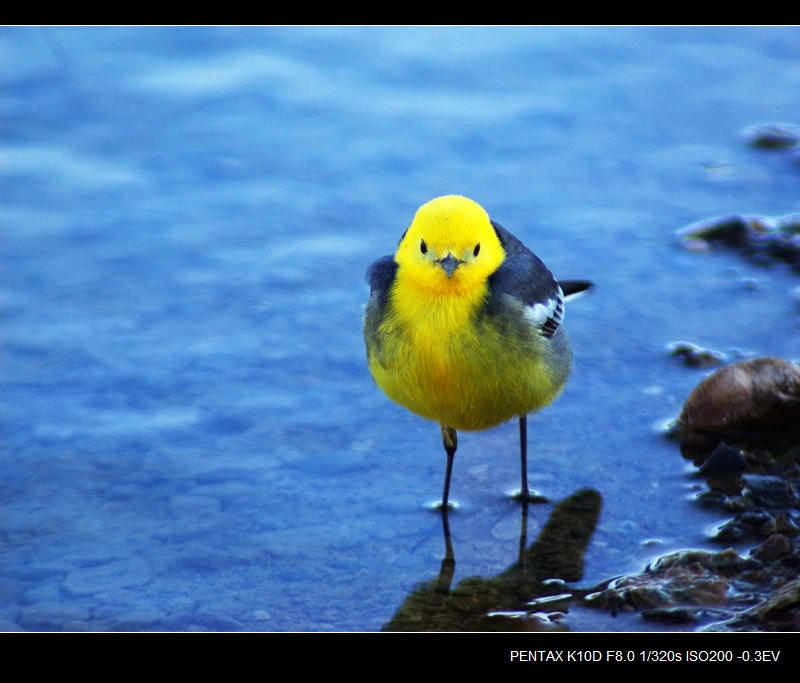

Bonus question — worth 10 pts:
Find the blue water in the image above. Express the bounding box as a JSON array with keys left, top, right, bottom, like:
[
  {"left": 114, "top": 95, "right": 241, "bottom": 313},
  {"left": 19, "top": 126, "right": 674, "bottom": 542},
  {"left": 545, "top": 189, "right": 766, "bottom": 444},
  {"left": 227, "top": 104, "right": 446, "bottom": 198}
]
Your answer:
[{"left": 1, "top": 26, "right": 799, "bottom": 632}]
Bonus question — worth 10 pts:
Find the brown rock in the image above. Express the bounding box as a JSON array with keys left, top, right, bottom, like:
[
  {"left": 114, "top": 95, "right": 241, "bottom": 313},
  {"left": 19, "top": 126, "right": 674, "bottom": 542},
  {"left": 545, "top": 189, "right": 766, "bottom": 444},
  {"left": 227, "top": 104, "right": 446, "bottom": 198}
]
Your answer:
[
  {"left": 752, "top": 533, "right": 790, "bottom": 562},
  {"left": 678, "top": 357, "right": 800, "bottom": 432}
]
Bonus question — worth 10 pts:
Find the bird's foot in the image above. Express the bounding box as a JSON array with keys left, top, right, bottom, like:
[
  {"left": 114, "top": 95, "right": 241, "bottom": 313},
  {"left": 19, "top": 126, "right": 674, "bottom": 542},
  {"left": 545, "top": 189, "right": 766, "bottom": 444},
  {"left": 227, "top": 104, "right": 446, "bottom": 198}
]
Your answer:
[{"left": 512, "top": 489, "right": 549, "bottom": 504}]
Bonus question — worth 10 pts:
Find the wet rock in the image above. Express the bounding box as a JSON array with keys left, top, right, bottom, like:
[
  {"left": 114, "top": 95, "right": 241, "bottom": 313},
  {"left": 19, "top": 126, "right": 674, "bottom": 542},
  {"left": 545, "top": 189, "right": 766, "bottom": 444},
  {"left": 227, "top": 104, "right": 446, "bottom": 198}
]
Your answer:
[
  {"left": 695, "top": 490, "right": 729, "bottom": 507},
  {"left": 584, "top": 406, "right": 800, "bottom": 632},
  {"left": 677, "top": 211, "right": 800, "bottom": 269},
  {"left": 713, "top": 521, "right": 749, "bottom": 543},
  {"left": 742, "top": 474, "right": 793, "bottom": 509},
  {"left": 677, "top": 357, "right": 800, "bottom": 432},
  {"left": 741, "top": 122, "right": 800, "bottom": 150},
  {"left": 752, "top": 533, "right": 791, "bottom": 562},
  {"left": 676, "top": 214, "right": 755, "bottom": 248},
  {"left": 598, "top": 560, "right": 733, "bottom": 613},
  {"left": 668, "top": 341, "right": 727, "bottom": 368},
  {"left": 712, "top": 507, "right": 800, "bottom": 545},
  {"left": 650, "top": 547, "right": 747, "bottom": 572},
  {"left": 738, "top": 508, "right": 773, "bottom": 529},
  {"left": 625, "top": 585, "right": 671, "bottom": 609},
  {"left": 725, "top": 494, "right": 753, "bottom": 512},
  {"left": 730, "top": 578, "right": 800, "bottom": 631},
  {"left": 755, "top": 579, "right": 800, "bottom": 623},
  {"left": 748, "top": 231, "right": 800, "bottom": 266},
  {"left": 698, "top": 442, "right": 748, "bottom": 477},
  {"left": 771, "top": 512, "right": 800, "bottom": 537},
  {"left": 579, "top": 534, "right": 800, "bottom": 631},
  {"left": 776, "top": 212, "right": 800, "bottom": 234}
]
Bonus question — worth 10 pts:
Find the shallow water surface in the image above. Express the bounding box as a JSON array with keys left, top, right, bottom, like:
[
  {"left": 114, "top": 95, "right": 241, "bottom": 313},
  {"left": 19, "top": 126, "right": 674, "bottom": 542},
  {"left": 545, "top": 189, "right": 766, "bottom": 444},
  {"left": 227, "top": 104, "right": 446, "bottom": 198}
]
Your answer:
[{"left": 1, "top": 26, "right": 799, "bottom": 632}]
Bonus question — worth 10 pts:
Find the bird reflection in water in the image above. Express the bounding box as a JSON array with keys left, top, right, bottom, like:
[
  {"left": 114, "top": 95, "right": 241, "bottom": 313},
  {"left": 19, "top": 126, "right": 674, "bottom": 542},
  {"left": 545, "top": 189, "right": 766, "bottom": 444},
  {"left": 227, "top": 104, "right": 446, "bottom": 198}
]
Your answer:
[{"left": 383, "top": 488, "right": 602, "bottom": 631}]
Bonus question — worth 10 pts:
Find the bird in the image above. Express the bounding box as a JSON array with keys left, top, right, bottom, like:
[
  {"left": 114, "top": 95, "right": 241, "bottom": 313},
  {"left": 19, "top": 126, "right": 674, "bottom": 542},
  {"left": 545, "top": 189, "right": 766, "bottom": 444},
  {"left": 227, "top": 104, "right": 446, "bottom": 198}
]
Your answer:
[{"left": 363, "top": 195, "right": 591, "bottom": 509}]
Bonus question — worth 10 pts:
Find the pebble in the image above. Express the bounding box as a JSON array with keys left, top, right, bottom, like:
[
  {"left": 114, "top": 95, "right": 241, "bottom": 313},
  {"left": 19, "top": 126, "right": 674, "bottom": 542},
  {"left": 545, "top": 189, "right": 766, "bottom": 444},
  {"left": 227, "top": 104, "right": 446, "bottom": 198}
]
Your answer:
[
  {"left": 741, "top": 122, "right": 800, "bottom": 150},
  {"left": 676, "top": 211, "right": 800, "bottom": 269},
  {"left": 694, "top": 490, "right": 729, "bottom": 507},
  {"left": 668, "top": 341, "right": 727, "bottom": 368},
  {"left": 738, "top": 508, "right": 773, "bottom": 529},
  {"left": 676, "top": 214, "right": 754, "bottom": 247},
  {"left": 698, "top": 442, "right": 748, "bottom": 477},
  {"left": 741, "top": 474, "right": 793, "bottom": 509},
  {"left": 752, "top": 533, "right": 791, "bottom": 562},
  {"left": 713, "top": 521, "right": 748, "bottom": 543}
]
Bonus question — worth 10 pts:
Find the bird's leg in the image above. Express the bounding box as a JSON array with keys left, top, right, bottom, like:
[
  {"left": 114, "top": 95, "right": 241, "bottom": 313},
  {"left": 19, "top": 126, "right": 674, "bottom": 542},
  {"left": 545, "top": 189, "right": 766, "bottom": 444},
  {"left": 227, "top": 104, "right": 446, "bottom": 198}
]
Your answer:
[
  {"left": 440, "top": 425, "right": 458, "bottom": 509},
  {"left": 519, "top": 415, "right": 528, "bottom": 496},
  {"left": 436, "top": 503, "right": 455, "bottom": 595},
  {"left": 518, "top": 497, "right": 529, "bottom": 573},
  {"left": 516, "top": 415, "right": 548, "bottom": 503}
]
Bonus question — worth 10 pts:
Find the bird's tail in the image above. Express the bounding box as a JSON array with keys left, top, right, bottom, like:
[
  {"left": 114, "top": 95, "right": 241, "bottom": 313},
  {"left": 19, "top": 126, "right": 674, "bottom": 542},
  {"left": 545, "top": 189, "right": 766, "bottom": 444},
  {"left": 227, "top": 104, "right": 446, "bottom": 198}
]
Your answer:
[{"left": 559, "top": 280, "right": 594, "bottom": 301}]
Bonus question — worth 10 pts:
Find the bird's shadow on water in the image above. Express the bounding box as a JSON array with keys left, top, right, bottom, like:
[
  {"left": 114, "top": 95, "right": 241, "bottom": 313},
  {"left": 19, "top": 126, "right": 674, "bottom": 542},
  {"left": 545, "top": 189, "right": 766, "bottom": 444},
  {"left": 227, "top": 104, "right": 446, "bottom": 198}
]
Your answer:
[{"left": 382, "top": 488, "right": 604, "bottom": 631}]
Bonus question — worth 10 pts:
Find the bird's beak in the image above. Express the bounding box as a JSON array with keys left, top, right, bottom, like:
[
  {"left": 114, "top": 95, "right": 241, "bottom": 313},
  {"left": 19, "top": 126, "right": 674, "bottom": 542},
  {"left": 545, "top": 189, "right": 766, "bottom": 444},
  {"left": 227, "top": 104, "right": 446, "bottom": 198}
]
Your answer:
[{"left": 437, "top": 253, "right": 461, "bottom": 278}]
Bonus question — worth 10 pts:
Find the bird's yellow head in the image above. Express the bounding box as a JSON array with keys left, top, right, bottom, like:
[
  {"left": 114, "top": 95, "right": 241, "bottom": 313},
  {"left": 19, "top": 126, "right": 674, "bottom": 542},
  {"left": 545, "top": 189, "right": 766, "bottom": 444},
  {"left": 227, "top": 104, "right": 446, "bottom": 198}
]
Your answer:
[{"left": 394, "top": 195, "right": 505, "bottom": 296}]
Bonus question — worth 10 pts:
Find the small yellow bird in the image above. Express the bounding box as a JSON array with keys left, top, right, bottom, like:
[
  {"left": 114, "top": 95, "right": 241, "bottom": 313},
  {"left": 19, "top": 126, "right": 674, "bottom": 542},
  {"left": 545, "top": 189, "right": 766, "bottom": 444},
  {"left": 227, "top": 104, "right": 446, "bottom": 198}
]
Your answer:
[{"left": 364, "top": 195, "right": 591, "bottom": 508}]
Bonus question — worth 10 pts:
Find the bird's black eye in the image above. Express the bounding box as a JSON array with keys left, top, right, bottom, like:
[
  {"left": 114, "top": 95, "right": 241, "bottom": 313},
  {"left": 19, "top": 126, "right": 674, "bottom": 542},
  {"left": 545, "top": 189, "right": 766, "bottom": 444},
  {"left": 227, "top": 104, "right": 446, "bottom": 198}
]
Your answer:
[
  {"left": 473, "top": 243, "right": 481, "bottom": 257},
  {"left": 420, "top": 239, "right": 427, "bottom": 254}
]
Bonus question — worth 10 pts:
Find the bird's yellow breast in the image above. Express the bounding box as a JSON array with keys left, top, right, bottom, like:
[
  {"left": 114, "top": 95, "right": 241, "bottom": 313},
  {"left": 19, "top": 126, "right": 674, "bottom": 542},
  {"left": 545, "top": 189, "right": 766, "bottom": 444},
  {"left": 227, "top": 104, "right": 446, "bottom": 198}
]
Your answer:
[{"left": 369, "top": 274, "right": 559, "bottom": 431}]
